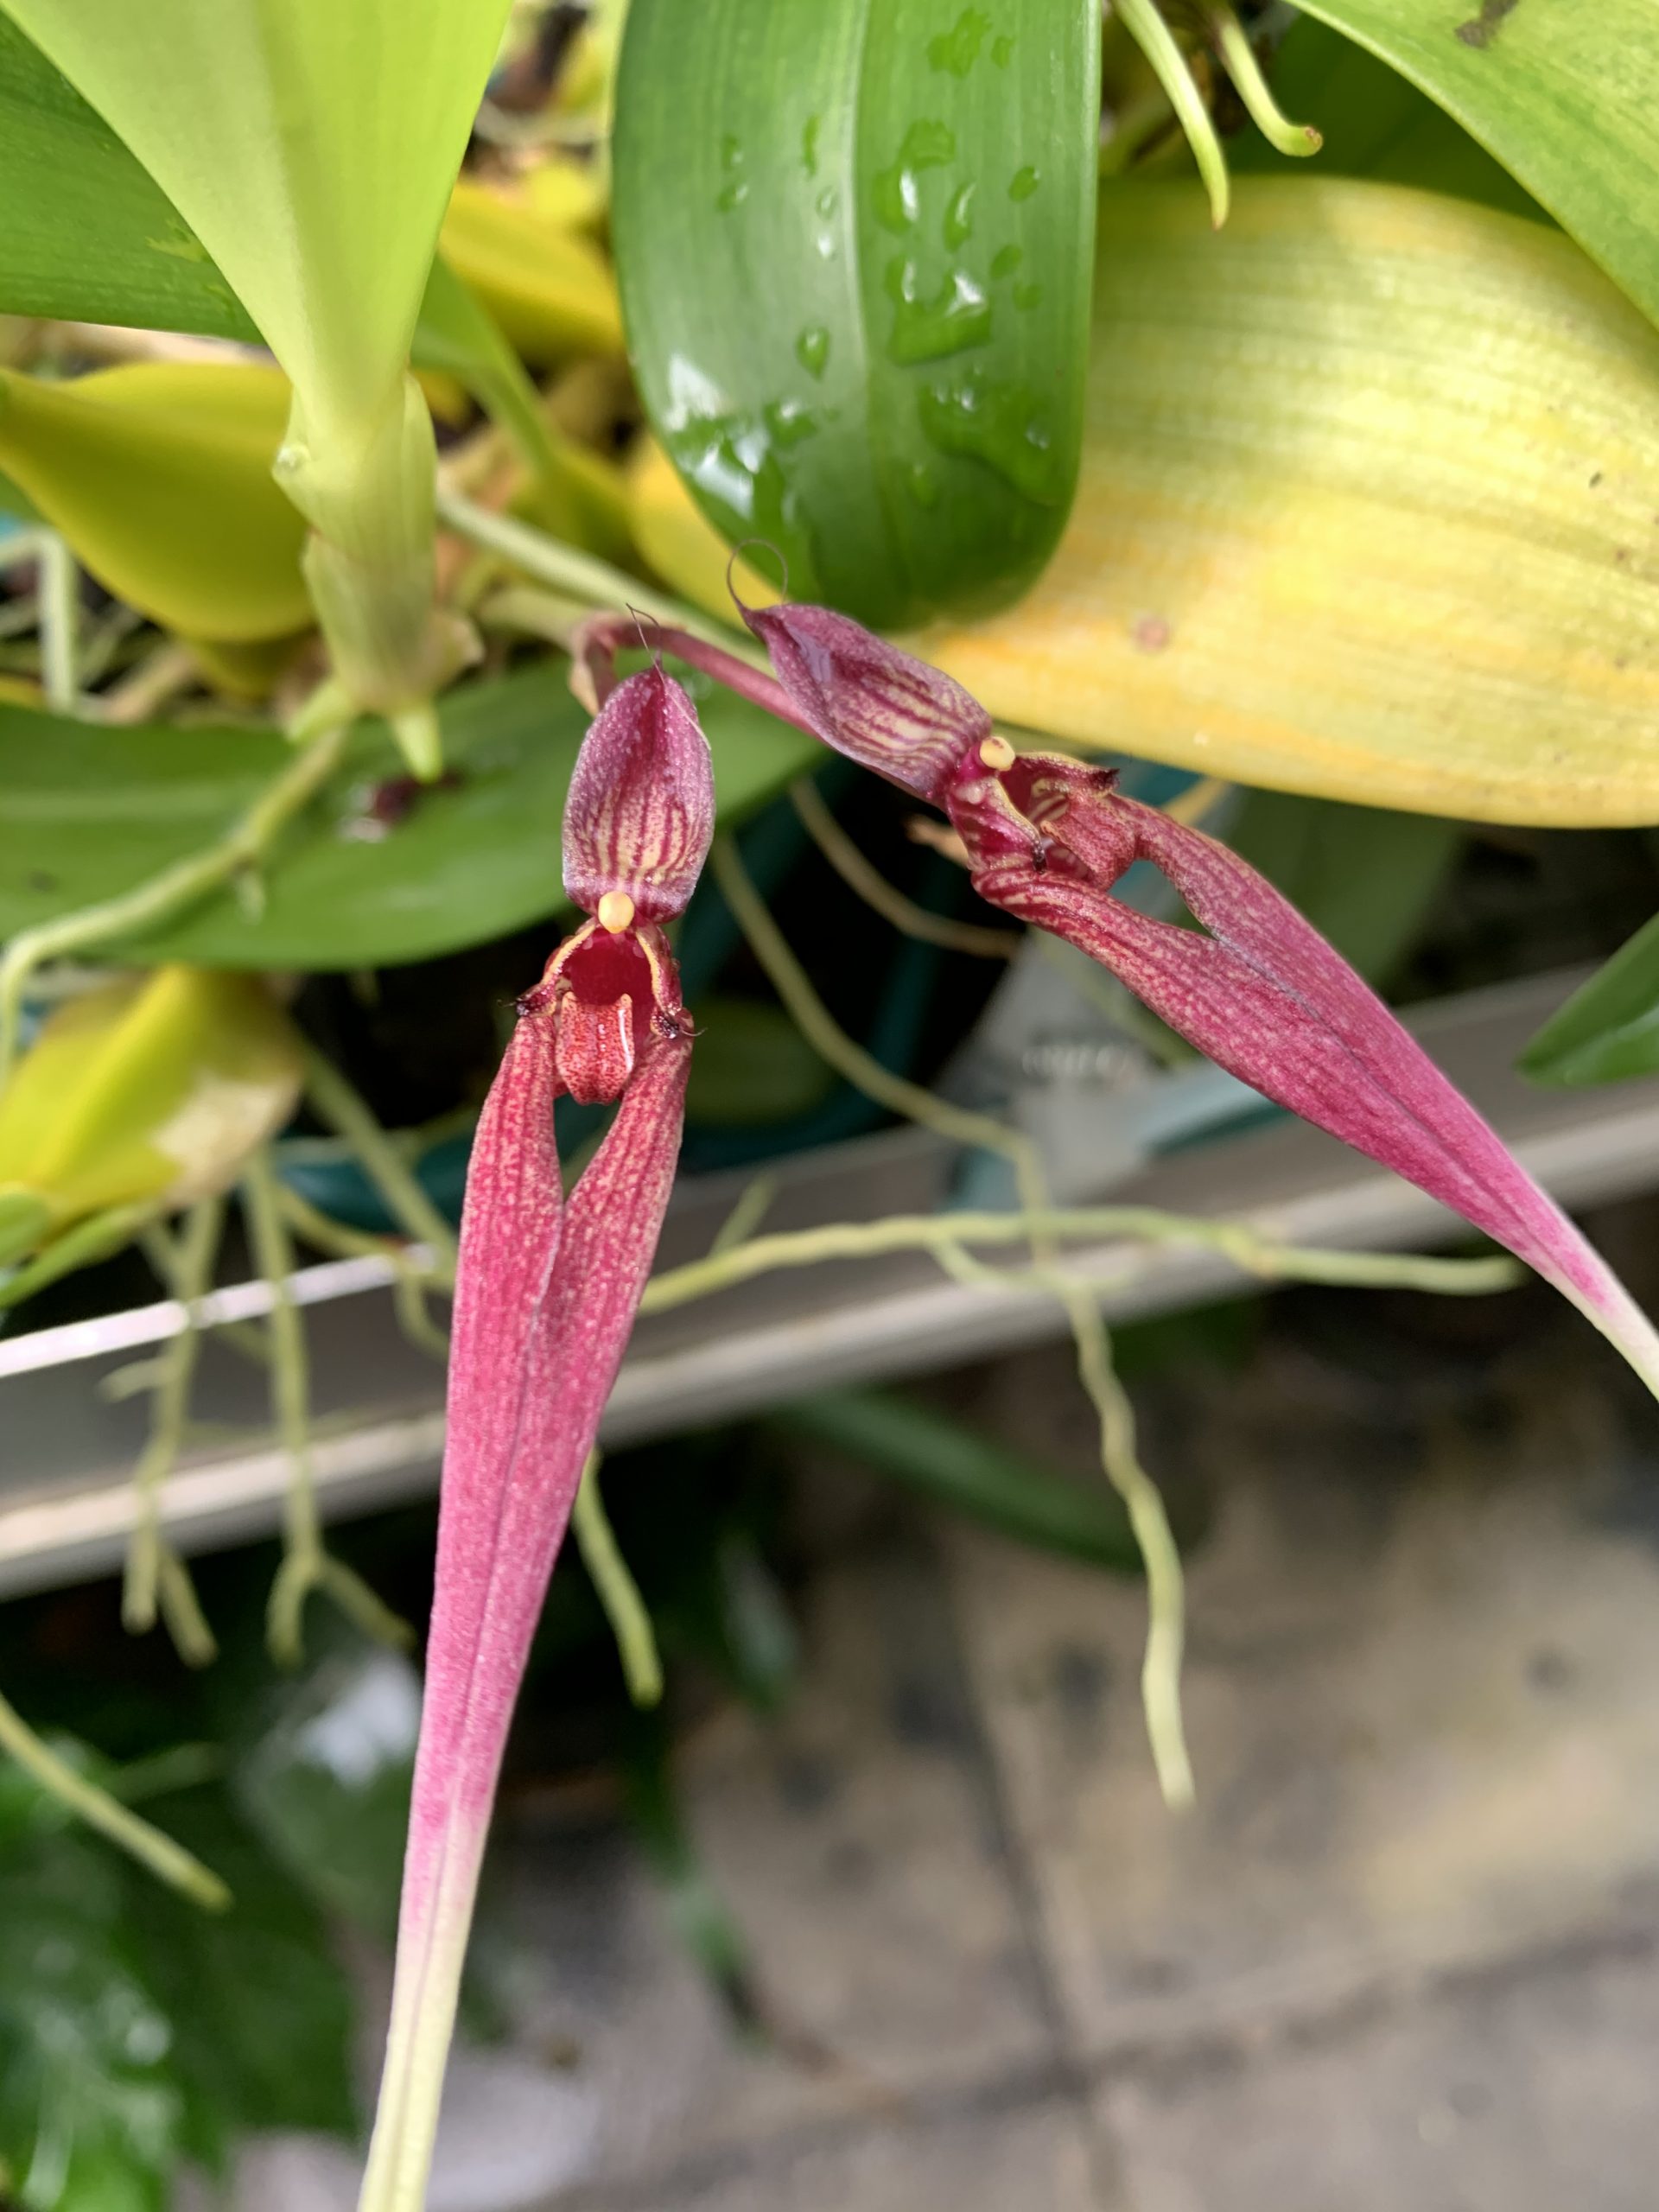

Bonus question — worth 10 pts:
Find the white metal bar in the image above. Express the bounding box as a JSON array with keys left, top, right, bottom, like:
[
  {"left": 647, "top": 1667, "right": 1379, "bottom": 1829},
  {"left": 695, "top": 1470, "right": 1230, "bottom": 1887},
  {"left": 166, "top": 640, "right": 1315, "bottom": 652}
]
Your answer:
[{"left": 0, "top": 1250, "right": 431, "bottom": 1381}]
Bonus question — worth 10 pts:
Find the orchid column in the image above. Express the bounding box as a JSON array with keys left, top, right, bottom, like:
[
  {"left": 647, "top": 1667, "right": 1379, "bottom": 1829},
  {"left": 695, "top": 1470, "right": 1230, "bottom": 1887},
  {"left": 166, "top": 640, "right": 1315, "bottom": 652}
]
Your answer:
[
  {"left": 358, "top": 666, "right": 715, "bottom": 2211},
  {"left": 1, "top": 0, "right": 512, "bottom": 772}
]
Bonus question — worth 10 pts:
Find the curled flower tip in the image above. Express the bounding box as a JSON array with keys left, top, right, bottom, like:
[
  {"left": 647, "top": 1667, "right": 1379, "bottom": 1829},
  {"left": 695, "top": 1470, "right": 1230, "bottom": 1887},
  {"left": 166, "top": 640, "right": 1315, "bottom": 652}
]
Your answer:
[
  {"left": 563, "top": 664, "right": 715, "bottom": 923},
  {"left": 743, "top": 601, "right": 990, "bottom": 803}
]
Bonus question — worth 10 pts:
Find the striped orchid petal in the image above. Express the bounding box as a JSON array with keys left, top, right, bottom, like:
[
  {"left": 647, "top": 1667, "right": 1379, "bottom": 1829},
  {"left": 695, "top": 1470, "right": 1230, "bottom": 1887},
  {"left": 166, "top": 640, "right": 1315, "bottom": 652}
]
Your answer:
[
  {"left": 563, "top": 664, "right": 715, "bottom": 923},
  {"left": 742, "top": 601, "right": 990, "bottom": 802}
]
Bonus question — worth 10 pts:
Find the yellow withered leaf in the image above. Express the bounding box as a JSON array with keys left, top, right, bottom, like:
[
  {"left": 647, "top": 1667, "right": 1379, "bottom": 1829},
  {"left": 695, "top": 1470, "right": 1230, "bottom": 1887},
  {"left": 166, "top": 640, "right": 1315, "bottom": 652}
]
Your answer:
[
  {"left": 0, "top": 967, "right": 304, "bottom": 1263},
  {"left": 0, "top": 361, "right": 310, "bottom": 643},
  {"left": 920, "top": 180, "right": 1659, "bottom": 826},
  {"left": 442, "top": 179, "right": 625, "bottom": 368}
]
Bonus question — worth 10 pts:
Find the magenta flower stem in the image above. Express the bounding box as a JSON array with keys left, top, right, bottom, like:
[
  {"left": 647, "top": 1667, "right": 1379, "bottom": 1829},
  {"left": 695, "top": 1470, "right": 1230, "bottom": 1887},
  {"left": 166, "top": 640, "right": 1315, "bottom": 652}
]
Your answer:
[{"left": 573, "top": 610, "right": 815, "bottom": 737}]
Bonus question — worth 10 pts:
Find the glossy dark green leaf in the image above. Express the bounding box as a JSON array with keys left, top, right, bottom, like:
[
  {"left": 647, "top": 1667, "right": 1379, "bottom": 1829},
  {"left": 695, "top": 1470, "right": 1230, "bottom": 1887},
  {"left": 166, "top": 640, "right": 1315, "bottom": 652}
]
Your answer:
[
  {"left": 1233, "top": 17, "right": 1540, "bottom": 219},
  {"left": 0, "top": 1780, "right": 181, "bottom": 2208},
  {"left": 0, "top": 12, "right": 257, "bottom": 340},
  {"left": 1520, "top": 910, "right": 1659, "bottom": 1087},
  {"left": 130, "top": 1791, "right": 357, "bottom": 2161},
  {"left": 1294, "top": 0, "right": 1659, "bottom": 331},
  {"left": 772, "top": 1387, "right": 1140, "bottom": 1571},
  {"left": 1225, "top": 789, "right": 1461, "bottom": 987},
  {"left": 0, "top": 663, "right": 818, "bottom": 969},
  {"left": 613, "top": 0, "right": 1100, "bottom": 629}
]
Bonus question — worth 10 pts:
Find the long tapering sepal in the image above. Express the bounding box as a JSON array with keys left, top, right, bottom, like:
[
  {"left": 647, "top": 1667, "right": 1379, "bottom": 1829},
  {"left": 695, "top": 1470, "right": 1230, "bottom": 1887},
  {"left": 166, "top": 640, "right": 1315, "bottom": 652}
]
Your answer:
[
  {"left": 969, "top": 791, "right": 1659, "bottom": 1396},
  {"left": 358, "top": 1031, "right": 690, "bottom": 2212}
]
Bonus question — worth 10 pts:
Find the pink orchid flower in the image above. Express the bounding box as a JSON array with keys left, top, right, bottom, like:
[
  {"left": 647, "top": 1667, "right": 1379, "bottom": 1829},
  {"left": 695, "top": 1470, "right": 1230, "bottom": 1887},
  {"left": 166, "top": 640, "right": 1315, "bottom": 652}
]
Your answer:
[
  {"left": 358, "top": 665, "right": 711, "bottom": 2212},
  {"left": 580, "top": 601, "right": 1659, "bottom": 1396}
]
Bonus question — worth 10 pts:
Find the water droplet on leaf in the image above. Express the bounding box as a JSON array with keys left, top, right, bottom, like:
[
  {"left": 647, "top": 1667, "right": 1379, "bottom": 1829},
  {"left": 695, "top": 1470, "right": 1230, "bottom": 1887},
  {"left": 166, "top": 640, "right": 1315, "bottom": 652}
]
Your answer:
[
  {"left": 918, "top": 368, "right": 1063, "bottom": 502},
  {"left": 796, "top": 325, "right": 831, "bottom": 379},
  {"left": 884, "top": 257, "right": 994, "bottom": 365},
  {"left": 1008, "top": 164, "right": 1039, "bottom": 201},
  {"left": 927, "top": 7, "right": 989, "bottom": 74},
  {"left": 873, "top": 119, "right": 957, "bottom": 234}
]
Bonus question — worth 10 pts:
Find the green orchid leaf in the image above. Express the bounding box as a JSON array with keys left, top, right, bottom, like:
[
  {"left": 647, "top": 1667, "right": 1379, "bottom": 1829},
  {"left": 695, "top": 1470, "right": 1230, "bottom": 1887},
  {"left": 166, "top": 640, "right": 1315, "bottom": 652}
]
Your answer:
[
  {"left": 0, "top": 1752, "right": 354, "bottom": 2195},
  {"left": 1, "top": 0, "right": 514, "bottom": 448},
  {"left": 0, "top": 19, "right": 577, "bottom": 479},
  {"left": 0, "top": 12, "right": 256, "bottom": 340},
  {"left": 1233, "top": 16, "right": 1540, "bottom": 219},
  {"left": 128, "top": 1791, "right": 356, "bottom": 2164},
  {"left": 613, "top": 0, "right": 1101, "bottom": 631},
  {"left": 683, "top": 997, "right": 836, "bottom": 1125},
  {"left": 439, "top": 177, "right": 625, "bottom": 367},
  {"left": 923, "top": 179, "right": 1659, "bottom": 825},
  {"left": 1293, "top": 0, "right": 1659, "bottom": 333},
  {"left": 0, "top": 664, "right": 819, "bottom": 970},
  {"left": 0, "top": 1787, "right": 182, "bottom": 2208},
  {"left": 1520, "top": 911, "right": 1659, "bottom": 1088}
]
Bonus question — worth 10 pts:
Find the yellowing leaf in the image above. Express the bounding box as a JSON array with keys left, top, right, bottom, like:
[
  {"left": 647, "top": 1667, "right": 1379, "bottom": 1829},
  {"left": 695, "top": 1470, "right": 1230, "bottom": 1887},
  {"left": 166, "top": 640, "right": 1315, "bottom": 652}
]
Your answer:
[
  {"left": 0, "top": 966, "right": 303, "bottom": 1252},
  {"left": 441, "top": 179, "right": 625, "bottom": 367},
  {"left": 626, "top": 435, "right": 781, "bottom": 623},
  {"left": 0, "top": 361, "right": 309, "bottom": 640},
  {"left": 519, "top": 156, "right": 608, "bottom": 234},
  {"left": 921, "top": 180, "right": 1659, "bottom": 826}
]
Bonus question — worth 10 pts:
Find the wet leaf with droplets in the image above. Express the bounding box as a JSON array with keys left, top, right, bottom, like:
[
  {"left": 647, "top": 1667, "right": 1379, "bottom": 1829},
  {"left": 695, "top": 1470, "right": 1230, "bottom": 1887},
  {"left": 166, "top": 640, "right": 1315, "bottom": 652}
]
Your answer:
[{"left": 612, "top": 0, "right": 1101, "bottom": 629}]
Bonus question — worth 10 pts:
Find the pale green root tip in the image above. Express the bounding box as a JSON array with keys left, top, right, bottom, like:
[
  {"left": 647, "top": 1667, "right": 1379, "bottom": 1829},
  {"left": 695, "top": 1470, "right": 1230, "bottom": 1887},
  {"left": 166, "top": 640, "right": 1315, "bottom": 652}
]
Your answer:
[
  {"left": 1115, "top": 0, "right": 1231, "bottom": 226},
  {"left": 1210, "top": 4, "right": 1323, "bottom": 160}
]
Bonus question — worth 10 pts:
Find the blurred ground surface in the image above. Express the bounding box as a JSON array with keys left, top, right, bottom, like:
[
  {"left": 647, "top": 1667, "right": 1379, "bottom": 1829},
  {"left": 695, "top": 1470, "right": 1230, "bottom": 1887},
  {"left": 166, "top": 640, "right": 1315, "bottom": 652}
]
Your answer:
[{"left": 240, "top": 1200, "right": 1659, "bottom": 2212}]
